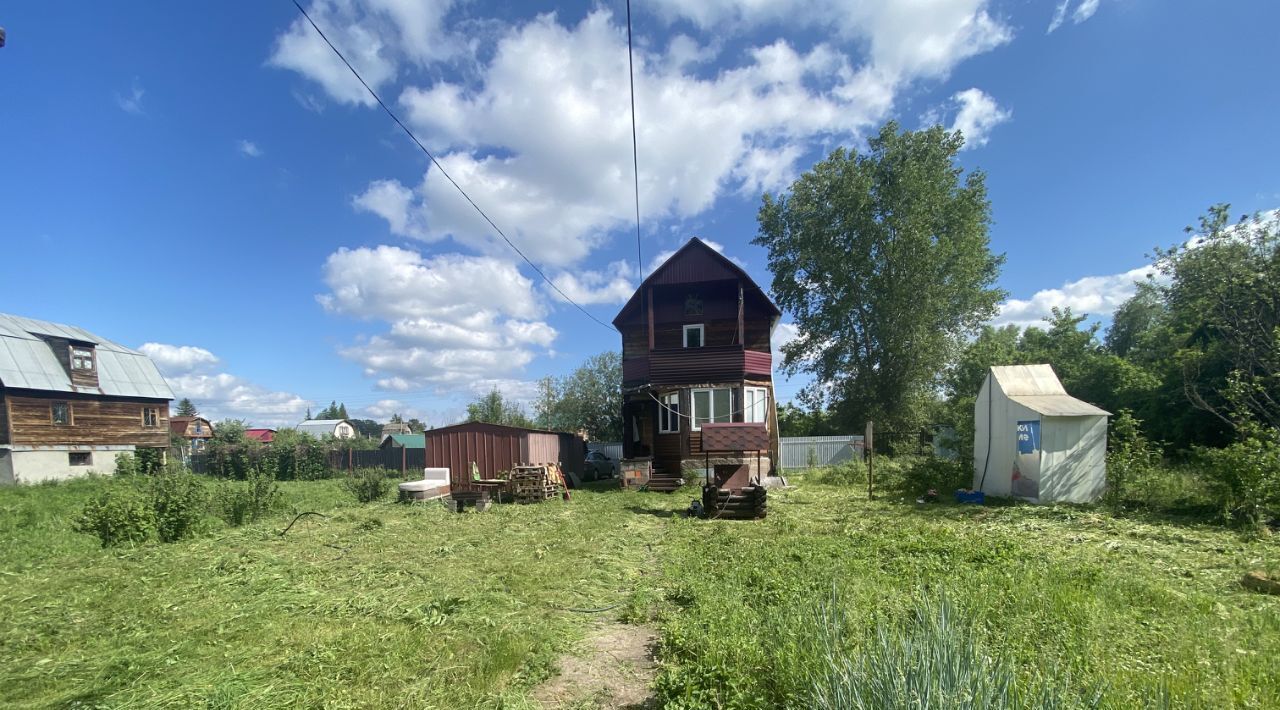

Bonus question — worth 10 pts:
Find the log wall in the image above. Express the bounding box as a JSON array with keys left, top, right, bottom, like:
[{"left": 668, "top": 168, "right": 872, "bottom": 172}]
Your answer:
[{"left": 5, "top": 392, "right": 170, "bottom": 448}]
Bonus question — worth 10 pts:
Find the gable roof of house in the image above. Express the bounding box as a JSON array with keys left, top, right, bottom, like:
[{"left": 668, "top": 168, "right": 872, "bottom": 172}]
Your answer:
[
  {"left": 612, "top": 238, "right": 781, "bottom": 326},
  {"left": 989, "top": 364, "right": 1110, "bottom": 417},
  {"left": 245, "top": 428, "right": 276, "bottom": 442},
  {"left": 0, "top": 312, "right": 174, "bottom": 400},
  {"left": 169, "top": 416, "right": 213, "bottom": 436},
  {"left": 296, "top": 419, "right": 352, "bottom": 437},
  {"left": 381, "top": 433, "right": 426, "bottom": 448}
]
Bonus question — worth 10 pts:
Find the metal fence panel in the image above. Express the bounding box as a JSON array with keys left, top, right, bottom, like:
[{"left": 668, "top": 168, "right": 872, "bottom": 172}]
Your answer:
[
  {"left": 779, "top": 435, "right": 864, "bottom": 470},
  {"left": 587, "top": 441, "right": 624, "bottom": 461}
]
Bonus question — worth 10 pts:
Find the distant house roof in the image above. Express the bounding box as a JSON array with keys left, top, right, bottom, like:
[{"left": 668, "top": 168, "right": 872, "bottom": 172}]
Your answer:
[
  {"left": 990, "top": 365, "right": 1110, "bottom": 417},
  {"left": 0, "top": 313, "right": 174, "bottom": 400},
  {"left": 169, "top": 416, "right": 213, "bottom": 437},
  {"left": 296, "top": 419, "right": 352, "bottom": 437},
  {"left": 245, "top": 428, "right": 276, "bottom": 443},
  {"left": 612, "top": 238, "right": 781, "bottom": 326},
  {"left": 381, "top": 433, "right": 426, "bottom": 449}
]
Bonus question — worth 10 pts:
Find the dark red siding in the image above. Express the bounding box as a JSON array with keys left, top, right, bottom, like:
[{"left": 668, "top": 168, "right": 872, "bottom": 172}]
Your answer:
[
  {"left": 424, "top": 422, "right": 585, "bottom": 492},
  {"left": 623, "top": 345, "right": 771, "bottom": 386}
]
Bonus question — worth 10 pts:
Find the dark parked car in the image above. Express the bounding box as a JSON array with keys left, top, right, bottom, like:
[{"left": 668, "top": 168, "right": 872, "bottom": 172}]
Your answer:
[{"left": 584, "top": 451, "right": 617, "bottom": 481}]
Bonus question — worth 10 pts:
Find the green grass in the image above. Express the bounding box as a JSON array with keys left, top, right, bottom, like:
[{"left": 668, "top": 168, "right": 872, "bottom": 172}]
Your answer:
[{"left": 1, "top": 473, "right": 1278, "bottom": 708}]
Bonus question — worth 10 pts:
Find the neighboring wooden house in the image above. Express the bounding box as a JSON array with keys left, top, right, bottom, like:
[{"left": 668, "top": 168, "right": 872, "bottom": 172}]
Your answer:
[
  {"left": 0, "top": 313, "right": 174, "bottom": 483},
  {"left": 613, "top": 239, "right": 781, "bottom": 485},
  {"left": 296, "top": 418, "right": 356, "bottom": 440},
  {"left": 380, "top": 433, "right": 425, "bottom": 450},
  {"left": 169, "top": 416, "right": 213, "bottom": 458},
  {"left": 381, "top": 420, "right": 413, "bottom": 437},
  {"left": 245, "top": 428, "right": 276, "bottom": 444}
]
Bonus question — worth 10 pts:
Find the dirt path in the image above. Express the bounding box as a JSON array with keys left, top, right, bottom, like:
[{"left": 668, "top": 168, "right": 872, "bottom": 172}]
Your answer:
[{"left": 530, "top": 622, "right": 658, "bottom": 708}]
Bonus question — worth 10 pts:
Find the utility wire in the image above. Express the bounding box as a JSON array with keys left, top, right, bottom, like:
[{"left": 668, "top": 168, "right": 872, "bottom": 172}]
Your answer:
[
  {"left": 625, "top": 0, "right": 643, "bottom": 276},
  {"left": 289, "top": 0, "right": 616, "bottom": 332}
]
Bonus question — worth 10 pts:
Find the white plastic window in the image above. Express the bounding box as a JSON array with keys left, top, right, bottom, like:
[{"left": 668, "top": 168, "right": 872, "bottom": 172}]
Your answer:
[
  {"left": 744, "top": 387, "right": 769, "bottom": 423},
  {"left": 659, "top": 392, "right": 680, "bottom": 433},
  {"left": 691, "top": 388, "right": 731, "bottom": 430}
]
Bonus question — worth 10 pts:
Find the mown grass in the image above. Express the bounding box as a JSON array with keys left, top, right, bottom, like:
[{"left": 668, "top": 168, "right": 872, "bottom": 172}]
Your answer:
[{"left": 2, "top": 472, "right": 1278, "bottom": 708}]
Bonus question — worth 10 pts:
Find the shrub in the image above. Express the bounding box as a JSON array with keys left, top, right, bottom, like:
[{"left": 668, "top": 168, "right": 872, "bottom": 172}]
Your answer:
[
  {"left": 816, "top": 460, "right": 866, "bottom": 486},
  {"left": 72, "top": 487, "right": 156, "bottom": 547},
  {"left": 344, "top": 467, "right": 392, "bottom": 503},
  {"left": 893, "top": 456, "right": 971, "bottom": 497},
  {"left": 1106, "top": 410, "right": 1162, "bottom": 506},
  {"left": 148, "top": 468, "right": 208, "bottom": 543},
  {"left": 1195, "top": 423, "right": 1280, "bottom": 525},
  {"left": 114, "top": 452, "right": 140, "bottom": 477},
  {"left": 135, "top": 447, "right": 165, "bottom": 475},
  {"left": 214, "top": 460, "right": 281, "bottom": 526}
]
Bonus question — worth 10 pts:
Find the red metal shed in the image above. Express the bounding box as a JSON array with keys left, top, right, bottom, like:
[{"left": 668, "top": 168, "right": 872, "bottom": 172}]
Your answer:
[{"left": 423, "top": 422, "right": 586, "bottom": 492}]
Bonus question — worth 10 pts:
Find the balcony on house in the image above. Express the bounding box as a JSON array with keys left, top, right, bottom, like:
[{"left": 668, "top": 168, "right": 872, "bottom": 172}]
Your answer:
[{"left": 622, "top": 344, "right": 772, "bottom": 386}]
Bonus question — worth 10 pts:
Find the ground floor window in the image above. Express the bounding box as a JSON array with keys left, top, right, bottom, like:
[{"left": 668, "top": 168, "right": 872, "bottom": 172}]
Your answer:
[
  {"left": 691, "top": 388, "right": 732, "bottom": 430},
  {"left": 744, "top": 387, "right": 769, "bottom": 423},
  {"left": 69, "top": 452, "right": 91, "bottom": 466},
  {"left": 659, "top": 392, "right": 680, "bottom": 433}
]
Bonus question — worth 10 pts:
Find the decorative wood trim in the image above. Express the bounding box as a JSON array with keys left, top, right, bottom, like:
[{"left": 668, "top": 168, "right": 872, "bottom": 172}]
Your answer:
[{"left": 647, "top": 287, "right": 655, "bottom": 351}]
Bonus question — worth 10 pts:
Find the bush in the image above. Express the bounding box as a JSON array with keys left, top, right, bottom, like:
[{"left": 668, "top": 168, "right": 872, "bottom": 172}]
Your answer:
[
  {"left": 148, "top": 468, "right": 208, "bottom": 543},
  {"left": 1106, "top": 410, "right": 1162, "bottom": 506},
  {"left": 344, "top": 467, "right": 392, "bottom": 503},
  {"left": 114, "top": 452, "right": 140, "bottom": 477},
  {"left": 72, "top": 486, "right": 156, "bottom": 547},
  {"left": 893, "top": 456, "right": 971, "bottom": 497},
  {"left": 1195, "top": 424, "right": 1280, "bottom": 525},
  {"left": 214, "top": 460, "right": 281, "bottom": 526},
  {"left": 816, "top": 460, "right": 867, "bottom": 486}
]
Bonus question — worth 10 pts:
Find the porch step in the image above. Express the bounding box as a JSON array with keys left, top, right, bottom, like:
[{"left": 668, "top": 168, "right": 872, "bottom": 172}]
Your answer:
[{"left": 647, "top": 469, "right": 684, "bottom": 492}]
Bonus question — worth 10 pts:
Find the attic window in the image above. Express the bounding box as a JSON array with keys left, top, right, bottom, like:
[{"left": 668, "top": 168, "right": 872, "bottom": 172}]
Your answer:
[
  {"left": 71, "top": 346, "right": 94, "bottom": 371},
  {"left": 683, "top": 324, "right": 704, "bottom": 348},
  {"left": 142, "top": 407, "right": 160, "bottom": 427}
]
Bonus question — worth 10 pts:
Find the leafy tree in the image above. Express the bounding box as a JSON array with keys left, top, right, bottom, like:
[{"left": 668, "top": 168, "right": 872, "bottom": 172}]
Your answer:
[
  {"left": 533, "top": 376, "right": 559, "bottom": 431},
  {"left": 212, "top": 419, "right": 248, "bottom": 446},
  {"left": 755, "top": 122, "right": 1005, "bottom": 432},
  {"left": 557, "top": 352, "right": 622, "bottom": 440},
  {"left": 466, "top": 388, "right": 535, "bottom": 428},
  {"left": 406, "top": 418, "right": 426, "bottom": 433},
  {"left": 175, "top": 398, "right": 198, "bottom": 417},
  {"left": 350, "top": 418, "right": 381, "bottom": 439},
  {"left": 776, "top": 403, "right": 840, "bottom": 437},
  {"left": 1153, "top": 205, "right": 1280, "bottom": 434}
]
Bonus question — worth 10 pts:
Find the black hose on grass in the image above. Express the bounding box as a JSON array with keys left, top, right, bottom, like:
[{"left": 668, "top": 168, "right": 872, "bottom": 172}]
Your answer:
[{"left": 279, "top": 511, "right": 328, "bottom": 536}]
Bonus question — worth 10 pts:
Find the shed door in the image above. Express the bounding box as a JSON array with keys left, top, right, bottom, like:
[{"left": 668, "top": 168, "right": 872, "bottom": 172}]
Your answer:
[{"left": 1012, "top": 419, "right": 1041, "bottom": 501}]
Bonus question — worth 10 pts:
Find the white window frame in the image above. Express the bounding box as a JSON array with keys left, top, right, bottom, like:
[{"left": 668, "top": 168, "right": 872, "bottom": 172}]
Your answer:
[
  {"left": 658, "top": 392, "right": 680, "bottom": 434},
  {"left": 744, "top": 386, "right": 769, "bottom": 423},
  {"left": 683, "top": 323, "right": 705, "bottom": 348},
  {"left": 142, "top": 407, "right": 159, "bottom": 427},
  {"left": 690, "top": 387, "right": 732, "bottom": 431},
  {"left": 70, "top": 346, "right": 94, "bottom": 371}
]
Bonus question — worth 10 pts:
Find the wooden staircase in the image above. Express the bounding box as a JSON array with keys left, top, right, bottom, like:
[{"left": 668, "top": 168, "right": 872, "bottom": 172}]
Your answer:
[{"left": 646, "top": 466, "right": 684, "bottom": 492}]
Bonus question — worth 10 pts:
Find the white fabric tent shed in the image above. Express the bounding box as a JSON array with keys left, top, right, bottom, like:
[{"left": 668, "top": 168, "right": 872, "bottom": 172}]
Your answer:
[{"left": 973, "top": 365, "right": 1111, "bottom": 503}]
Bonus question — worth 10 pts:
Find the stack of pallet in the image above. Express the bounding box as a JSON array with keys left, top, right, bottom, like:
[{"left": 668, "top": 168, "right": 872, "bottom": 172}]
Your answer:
[{"left": 510, "top": 464, "right": 563, "bottom": 504}]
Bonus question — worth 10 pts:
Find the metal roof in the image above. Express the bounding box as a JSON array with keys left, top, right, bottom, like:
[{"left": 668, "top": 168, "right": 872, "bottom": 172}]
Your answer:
[
  {"left": 0, "top": 312, "right": 174, "bottom": 400},
  {"left": 990, "top": 365, "right": 1110, "bottom": 416},
  {"left": 296, "top": 419, "right": 351, "bottom": 437},
  {"left": 381, "top": 433, "right": 426, "bottom": 448},
  {"left": 613, "top": 238, "right": 781, "bottom": 326}
]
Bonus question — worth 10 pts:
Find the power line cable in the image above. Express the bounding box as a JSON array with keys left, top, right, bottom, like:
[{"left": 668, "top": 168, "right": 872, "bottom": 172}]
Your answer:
[
  {"left": 625, "top": 0, "right": 643, "bottom": 276},
  {"left": 288, "top": 0, "right": 616, "bottom": 332}
]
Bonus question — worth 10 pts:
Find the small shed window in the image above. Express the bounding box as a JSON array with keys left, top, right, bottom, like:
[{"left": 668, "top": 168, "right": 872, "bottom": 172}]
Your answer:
[
  {"left": 69, "top": 452, "right": 91, "bottom": 466},
  {"left": 659, "top": 392, "right": 680, "bottom": 433},
  {"left": 71, "top": 346, "right": 95, "bottom": 370},
  {"left": 683, "top": 324, "right": 704, "bottom": 348},
  {"left": 52, "top": 402, "right": 71, "bottom": 426},
  {"left": 142, "top": 407, "right": 159, "bottom": 427}
]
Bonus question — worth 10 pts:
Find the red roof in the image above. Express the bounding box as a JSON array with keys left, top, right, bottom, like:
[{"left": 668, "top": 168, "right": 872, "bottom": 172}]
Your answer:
[
  {"left": 613, "top": 238, "right": 780, "bottom": 326},
  {"left": 245, "top": 428, "right": 276, "bottom": 443}
]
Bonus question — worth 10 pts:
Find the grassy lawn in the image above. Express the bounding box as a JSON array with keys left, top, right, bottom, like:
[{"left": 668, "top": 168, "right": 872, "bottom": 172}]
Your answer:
[{"left": 2, "top": 474, "right": 1278, "bottom": 708}]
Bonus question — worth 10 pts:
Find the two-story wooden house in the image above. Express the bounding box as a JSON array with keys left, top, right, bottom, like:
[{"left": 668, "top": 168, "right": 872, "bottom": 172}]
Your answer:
[
  {"left": 0, "top": 313, "right": 174, "bottom": 483},
  {"left": 614, "top": 239, "right": 781, "bottom": 490}
]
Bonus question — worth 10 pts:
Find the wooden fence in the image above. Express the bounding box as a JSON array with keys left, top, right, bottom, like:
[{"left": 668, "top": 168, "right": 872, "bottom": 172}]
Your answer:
[{"left": 190, "top": 446, "right": 426, "bottom": 476}]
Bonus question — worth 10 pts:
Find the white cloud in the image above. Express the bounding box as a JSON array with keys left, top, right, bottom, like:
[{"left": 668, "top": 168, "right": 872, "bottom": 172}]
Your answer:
[
  {"left": 238, "top": 139, "right": 263, "bottom": 157},
  {"left": 268, "top": 0, "right": 461, "bottom": 107},
  {"left": 276, "top": 4, "right": 1012, "bottom": 268},
  {"left": 1048, "top": 0, "right": 1103, "bottom": 32},
  {"left": 992, "top": 265, "right": 1157, "bottom": 329},
  {"left": 946, "top": 88, "right": 1012, "bottom": 149},
  {"left": 548, "top": 260, "right": 636, "bottom": 305},
  {"left": 115, "top": 78, "right": 145, "bottom": 114},
  {"left": 140, "top": 343, "right": 310, "bottom": 427},
  {"left": 317, "top": 245, "right": 557, "bottom": 392},
  {"left": 138, "top": 343, "right": 220, "bottom": 374}
]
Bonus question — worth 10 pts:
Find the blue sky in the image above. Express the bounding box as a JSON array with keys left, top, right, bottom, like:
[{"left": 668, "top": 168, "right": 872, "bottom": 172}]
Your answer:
[{"left": 2, "top": 1, "right": 1278, "bottom": 427}]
